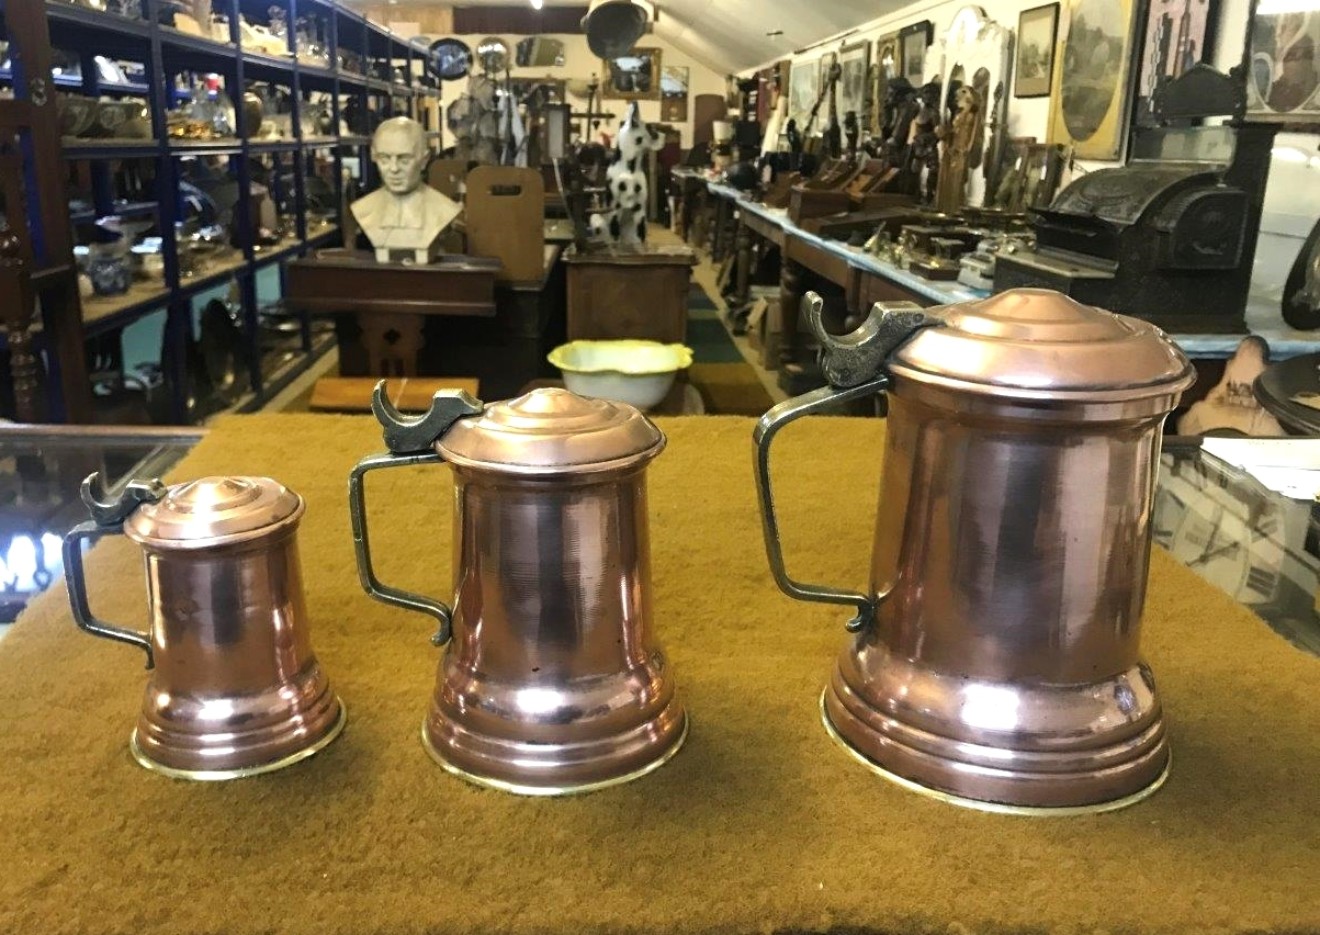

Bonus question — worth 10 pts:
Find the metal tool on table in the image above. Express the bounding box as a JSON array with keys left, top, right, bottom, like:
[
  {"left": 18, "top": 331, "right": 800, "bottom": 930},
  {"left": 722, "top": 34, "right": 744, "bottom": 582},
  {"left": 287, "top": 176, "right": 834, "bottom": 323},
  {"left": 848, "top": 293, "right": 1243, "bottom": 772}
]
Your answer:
[
  {"left": 754, "top": 288, "right": 1195, "bottom": 813},
  {"left": 63, "top": 473, "right": 345, "bottom": 779},
  {"left": 349, "top": 383, "right": 687, "bottom": 795}
]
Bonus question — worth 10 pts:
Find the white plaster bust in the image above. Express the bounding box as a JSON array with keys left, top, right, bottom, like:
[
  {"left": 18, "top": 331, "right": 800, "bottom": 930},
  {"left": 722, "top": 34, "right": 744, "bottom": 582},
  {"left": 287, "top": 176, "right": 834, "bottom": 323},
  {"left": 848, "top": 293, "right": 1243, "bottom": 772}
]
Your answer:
[{"left": 351, "top": 116, "right": 461, "bottom": 263}]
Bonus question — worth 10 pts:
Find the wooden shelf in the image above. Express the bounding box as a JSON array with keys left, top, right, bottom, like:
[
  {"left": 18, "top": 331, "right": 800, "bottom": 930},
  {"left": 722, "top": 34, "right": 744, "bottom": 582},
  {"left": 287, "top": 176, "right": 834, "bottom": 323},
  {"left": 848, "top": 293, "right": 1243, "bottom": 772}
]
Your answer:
[
  {"left": 81, "top": 281, "right": 171, "bottom": 327},
  {"left": 21, "top": 0, "right": 433, "bottom": 422}
]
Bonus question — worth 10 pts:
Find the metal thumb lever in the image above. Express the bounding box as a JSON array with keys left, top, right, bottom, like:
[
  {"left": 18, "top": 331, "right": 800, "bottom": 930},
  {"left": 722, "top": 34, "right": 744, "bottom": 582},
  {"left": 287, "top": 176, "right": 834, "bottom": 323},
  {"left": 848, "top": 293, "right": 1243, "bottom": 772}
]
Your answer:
[
  {"left": 371, "top": 381, "right": 484, "bottom": 454},
  {"left": 80, "top": 472, "right": 165, "bottom": 526},
  {"left": 802, "top": 292, "right": 940, "bottom": 389}
]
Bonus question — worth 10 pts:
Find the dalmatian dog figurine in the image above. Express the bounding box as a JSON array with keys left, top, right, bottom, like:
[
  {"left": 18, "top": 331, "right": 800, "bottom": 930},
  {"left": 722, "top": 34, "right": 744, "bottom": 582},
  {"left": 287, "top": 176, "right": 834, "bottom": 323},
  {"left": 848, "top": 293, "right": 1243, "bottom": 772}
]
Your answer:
[{"left": 589, "top": 103, "right": 663, "bottom": 245}]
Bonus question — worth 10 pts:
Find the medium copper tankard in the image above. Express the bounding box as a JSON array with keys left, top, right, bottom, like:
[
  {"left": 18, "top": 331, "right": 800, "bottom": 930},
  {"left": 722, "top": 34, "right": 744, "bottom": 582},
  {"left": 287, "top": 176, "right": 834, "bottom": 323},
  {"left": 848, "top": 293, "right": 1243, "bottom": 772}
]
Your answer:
[
  {"left": 755, "top": 289, "right": 1195, "bottom": 813},
  {"left": 63, "top": 473, "right": 345, "bottom": 779},
  {"left": 349, "top": 384, "right": 686, "bottom": 795}
]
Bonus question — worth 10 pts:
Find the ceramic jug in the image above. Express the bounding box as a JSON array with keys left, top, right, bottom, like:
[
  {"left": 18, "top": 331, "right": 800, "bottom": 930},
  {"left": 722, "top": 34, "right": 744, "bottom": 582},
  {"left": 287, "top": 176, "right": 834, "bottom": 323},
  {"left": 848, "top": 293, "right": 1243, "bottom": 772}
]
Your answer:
[
  {"left": 63, "top": 473, "right": 345, "bottom": 779},
  {"left": 754, "top": 288, "right": 1195, "bottom": 813},
  {"left": 349, "top": 383, "right": 686, "bottom": 795}
]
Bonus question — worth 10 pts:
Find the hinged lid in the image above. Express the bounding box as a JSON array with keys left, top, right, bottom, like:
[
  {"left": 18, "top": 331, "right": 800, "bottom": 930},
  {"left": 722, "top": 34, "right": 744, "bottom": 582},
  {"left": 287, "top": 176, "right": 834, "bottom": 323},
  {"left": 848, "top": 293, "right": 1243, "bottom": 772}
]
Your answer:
[
  {"left": 888, "top": 289, "right": 1195, "bottom": 401},
  {"left": 124, "top": 476, "right": 303, "bottom": 548},
  {"left": 436, "top": 387, "right": 664, "bottom": 474}
]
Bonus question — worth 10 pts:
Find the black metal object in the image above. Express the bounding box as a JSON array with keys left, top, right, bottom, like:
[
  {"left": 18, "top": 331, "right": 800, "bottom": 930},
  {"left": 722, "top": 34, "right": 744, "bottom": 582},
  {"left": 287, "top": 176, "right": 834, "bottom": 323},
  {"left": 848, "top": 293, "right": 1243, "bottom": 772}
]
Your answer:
[{"left": 995, "top": 66, "right": 1277, "bottom": 334}]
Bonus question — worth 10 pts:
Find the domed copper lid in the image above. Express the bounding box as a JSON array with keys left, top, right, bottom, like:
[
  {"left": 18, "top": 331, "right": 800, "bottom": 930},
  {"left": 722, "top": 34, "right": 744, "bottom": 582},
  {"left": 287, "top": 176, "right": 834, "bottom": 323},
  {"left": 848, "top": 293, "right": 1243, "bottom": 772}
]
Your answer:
[
  {"left": 437, "top": 387, "right": 664, "bottom": 474},
  {"left": 124, "top": 476, "right": 303, "bottom": 549},
  {"left": 889, "top": 289, "right": 1196, "bottom": 402}
]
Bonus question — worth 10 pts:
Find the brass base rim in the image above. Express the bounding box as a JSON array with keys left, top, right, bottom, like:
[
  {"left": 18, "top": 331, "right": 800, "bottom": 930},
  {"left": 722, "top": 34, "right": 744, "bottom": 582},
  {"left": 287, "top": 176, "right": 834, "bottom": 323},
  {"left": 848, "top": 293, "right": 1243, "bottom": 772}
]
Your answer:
[
  {"left": 820, "top": 690, "right": 1169, "bottom": 816},
  {"left": 420, "top": 712, "right": 689, "bottom": 797},
  {"left": 129, "top": 697, "right": 347, "bottom": 781}
]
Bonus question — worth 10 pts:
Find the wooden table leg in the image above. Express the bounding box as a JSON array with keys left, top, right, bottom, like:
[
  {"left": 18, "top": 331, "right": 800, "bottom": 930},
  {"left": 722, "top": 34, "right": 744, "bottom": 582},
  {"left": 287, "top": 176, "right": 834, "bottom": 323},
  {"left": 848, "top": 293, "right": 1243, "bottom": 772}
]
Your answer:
[
  {"left": 778, "top": 257, "right": 804, "bottom": 370},
  {"left": 712, "top": 198, "right": 729, "bottom": 261},
  {"left": 734, "top": 218, "right": 752, "bottom": 311}
]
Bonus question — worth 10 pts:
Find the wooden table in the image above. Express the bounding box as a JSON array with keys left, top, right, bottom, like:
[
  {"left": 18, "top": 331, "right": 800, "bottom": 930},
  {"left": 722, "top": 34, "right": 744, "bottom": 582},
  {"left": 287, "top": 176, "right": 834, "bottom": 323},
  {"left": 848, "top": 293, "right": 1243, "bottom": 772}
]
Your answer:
[
  {"left": 308, "top": 376, "right": 482, "bottom": 413},
  {"left": 704, "top": 181, "right": 1320, "bottom": 404},
  {"left": 284, "top": 249, "right": 500, "bottom": 378}
]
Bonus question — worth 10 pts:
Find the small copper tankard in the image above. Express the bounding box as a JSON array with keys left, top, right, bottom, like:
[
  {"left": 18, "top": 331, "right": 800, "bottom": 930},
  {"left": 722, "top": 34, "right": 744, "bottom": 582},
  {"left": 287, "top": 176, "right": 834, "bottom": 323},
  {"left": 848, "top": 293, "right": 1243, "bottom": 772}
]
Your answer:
[
  {"left": 755, "top": 289, "right": 1194, "bottom": 813},
  {"left": 349, "top": 384, "right": 686, "bottom": 795},
  {"left": 63, "top": 473, "right": 345, "bottom": 779}
]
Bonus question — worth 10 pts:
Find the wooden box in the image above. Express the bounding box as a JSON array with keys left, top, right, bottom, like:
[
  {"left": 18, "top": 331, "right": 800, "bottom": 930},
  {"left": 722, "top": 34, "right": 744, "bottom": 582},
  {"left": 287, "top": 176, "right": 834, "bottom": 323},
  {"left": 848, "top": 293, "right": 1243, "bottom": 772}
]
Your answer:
[
  {"left": 787, "top": 187, "right": 853, "bottom": 226},
  {"left": 564, "top": 244, "right": 697, "bottom": 343}
]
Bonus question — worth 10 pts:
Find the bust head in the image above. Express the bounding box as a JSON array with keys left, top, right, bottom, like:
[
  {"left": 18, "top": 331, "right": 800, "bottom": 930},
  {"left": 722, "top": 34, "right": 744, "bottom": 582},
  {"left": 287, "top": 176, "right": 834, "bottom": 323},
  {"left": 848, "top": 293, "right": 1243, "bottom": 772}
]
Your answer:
[{"left": 371, "top": 117, "right": 428, "bottom": 196}]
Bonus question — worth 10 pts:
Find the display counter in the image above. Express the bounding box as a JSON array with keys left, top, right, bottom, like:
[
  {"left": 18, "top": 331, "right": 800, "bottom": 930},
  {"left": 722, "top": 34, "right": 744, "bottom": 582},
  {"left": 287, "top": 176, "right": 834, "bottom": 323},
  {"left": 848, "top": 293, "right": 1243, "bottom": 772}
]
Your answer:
[
  {"left": 0, "top": 414, "right": 1316, "bottom": 934},
  {"left": 704, "top": 182, "right": 1320, "bottom": 361}
]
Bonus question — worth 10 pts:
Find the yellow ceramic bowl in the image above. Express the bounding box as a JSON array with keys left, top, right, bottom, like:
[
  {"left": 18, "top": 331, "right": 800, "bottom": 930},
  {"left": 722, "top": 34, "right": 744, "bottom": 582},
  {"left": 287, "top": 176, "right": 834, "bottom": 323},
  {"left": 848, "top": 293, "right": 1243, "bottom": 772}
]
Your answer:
[{"left": 548, "top": 340, "right": 694, "bottom": 411}]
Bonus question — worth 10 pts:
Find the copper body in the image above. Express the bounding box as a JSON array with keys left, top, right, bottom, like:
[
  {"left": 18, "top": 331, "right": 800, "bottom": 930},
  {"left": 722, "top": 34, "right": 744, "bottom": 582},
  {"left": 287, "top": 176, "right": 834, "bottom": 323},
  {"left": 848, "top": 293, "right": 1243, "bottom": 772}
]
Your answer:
[
  {"left": 351, "top": 387, "right": 686, "bottom": 795},
  {"left": 426, "top": 464, "right": 685, "bottom": 793},
  {"left": 755, "top": 290, "right": 1194, "bottom": 812},
  {"left": 128, "top": 519, "right": 344, "bottom": 778},
  {"left": 825, "top": 385, "right": 1175, "bottom": 811},
  {"left": 64, "top": 476, "right": 344, "bottom": 780}
]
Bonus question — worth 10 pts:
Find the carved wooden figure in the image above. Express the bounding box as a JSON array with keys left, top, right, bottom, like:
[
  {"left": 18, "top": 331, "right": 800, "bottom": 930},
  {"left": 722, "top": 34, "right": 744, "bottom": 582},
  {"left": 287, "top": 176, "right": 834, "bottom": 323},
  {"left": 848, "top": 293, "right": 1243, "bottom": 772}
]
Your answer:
[{"left": 935, "top": 85, "right": 980, "bottom": 214}]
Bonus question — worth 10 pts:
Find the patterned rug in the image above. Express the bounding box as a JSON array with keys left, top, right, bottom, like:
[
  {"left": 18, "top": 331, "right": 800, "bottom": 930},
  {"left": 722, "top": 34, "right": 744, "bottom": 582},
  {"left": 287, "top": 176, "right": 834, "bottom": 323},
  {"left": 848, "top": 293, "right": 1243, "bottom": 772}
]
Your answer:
[{"left": 684, "top": 284, "right": 775, "bottom": 415}]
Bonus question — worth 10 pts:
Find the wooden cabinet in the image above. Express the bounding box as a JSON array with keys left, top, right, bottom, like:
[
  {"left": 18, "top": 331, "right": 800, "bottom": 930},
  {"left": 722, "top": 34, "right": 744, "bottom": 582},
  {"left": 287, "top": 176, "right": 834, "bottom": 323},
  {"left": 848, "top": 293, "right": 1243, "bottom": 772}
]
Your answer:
[{"left": 564, "top": 245, "right": 697, "bottom": 343}]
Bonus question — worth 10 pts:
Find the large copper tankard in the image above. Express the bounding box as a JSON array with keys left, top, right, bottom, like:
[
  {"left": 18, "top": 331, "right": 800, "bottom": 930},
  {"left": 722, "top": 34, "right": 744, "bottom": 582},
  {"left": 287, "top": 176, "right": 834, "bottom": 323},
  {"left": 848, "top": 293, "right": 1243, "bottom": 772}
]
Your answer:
[
  {"left": 63, "top": 473, "right": 345, "bottom": 779},
  {"left": 755, "top": 288, "right": 1195, "bottom": 813},
  {"left": 349, "top": 384, "right": 686, "bottom": 795}
]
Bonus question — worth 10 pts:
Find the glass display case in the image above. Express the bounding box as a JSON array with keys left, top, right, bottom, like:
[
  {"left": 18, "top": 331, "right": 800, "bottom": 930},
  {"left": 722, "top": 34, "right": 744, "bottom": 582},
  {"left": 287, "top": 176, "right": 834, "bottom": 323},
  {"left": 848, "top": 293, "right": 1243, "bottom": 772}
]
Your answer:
[
  {"left": 0, "top": 425, "right": 202, "bottom": 624},
  {"left": 1158, "top": 438, "right": 1320, "bottom": 655}
]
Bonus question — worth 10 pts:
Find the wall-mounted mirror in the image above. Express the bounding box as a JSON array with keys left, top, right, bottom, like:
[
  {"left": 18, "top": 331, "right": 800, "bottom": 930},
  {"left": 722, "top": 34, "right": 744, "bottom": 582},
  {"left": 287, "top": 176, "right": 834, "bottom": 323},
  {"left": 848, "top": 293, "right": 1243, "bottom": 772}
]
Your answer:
[
  {"left": 516, "top": 36, "right": 565, "bottom": 68},
  {"left": 428, "top": 38, "right": 471, "bottom": 81},
  {"left": 602, "top": 48, "right": 661, "bottom": 99},
  {"left": 477, "top": 36, "right": 510, "bottom": 74}
]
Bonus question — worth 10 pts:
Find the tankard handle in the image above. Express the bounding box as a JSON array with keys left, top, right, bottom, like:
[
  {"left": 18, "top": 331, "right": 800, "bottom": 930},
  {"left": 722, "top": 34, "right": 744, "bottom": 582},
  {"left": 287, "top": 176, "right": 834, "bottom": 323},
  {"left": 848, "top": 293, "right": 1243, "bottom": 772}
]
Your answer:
[
  {"left": 752, "top": 293, "right": 939, "bottom": 632},
  {"left": 349, "top": 451, "right": 455, "bottom": 646},
  {"left": 349, "top": 382, "right": 485, "bottom": 646},
  {"left": 63, "top": 473, "right": 166, "bottom": 668},
  {"left": 753, "top": 378, "right": 889, "bottom": 632}
]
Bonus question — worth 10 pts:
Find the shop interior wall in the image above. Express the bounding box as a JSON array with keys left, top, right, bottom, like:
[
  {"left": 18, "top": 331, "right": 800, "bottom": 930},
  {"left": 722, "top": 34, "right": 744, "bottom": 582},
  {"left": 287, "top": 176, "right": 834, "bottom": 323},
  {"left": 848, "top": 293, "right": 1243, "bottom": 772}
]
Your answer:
[
  {"left": 383, "top": 28, "right": 727, "bottom": 149},
  {"left": 749, "top": 0, "right": 1320, "bottom": 294}
]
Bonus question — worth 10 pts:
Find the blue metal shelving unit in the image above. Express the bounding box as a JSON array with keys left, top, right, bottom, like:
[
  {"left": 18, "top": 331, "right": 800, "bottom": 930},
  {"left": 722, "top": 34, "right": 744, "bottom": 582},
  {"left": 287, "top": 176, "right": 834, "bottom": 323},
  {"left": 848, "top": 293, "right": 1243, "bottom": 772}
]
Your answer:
[{"left": 0, "top": 0, "right": 441, "bottom": 422}]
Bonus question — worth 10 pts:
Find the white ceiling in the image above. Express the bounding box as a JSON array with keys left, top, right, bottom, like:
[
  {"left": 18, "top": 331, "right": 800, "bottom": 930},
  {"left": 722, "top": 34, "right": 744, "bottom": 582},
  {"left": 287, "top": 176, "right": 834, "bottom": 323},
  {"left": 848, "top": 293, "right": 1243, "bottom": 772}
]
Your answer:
[
  {"left": 649, "top": 0, "right": 902, "bottom": 72},
  {"left": 427, "top": 1, "right": 908, "bottom": 73}
]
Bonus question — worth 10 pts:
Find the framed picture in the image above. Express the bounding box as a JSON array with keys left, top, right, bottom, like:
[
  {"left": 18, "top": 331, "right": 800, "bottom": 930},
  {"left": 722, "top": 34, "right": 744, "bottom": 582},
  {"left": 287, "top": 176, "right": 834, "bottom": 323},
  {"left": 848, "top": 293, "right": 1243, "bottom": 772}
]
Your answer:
[
  {"left": 660, "top": 65, "right": 689, "bottom": 122},
  {"left": 787, "top": 57, "right": 821, "bottom": 133},
  {"left": 1246, "top": 2, "right": 1320, "bottom": 123},
  {"left": 1015, "top": 3, "right": 1059, "bottom": 98},
  {"left": 602, "top": 48, "right": 662, "bottom": 100},
  {"left": 837, "top": 41, "right": 871, "bottom": 124},
  {"left": 899, "top": 21, "right": 933, "bottom": 84},
  {"left": 1047, "top": 0, "right": 1142, "bottom": 160},
  {"left": 1137, "top": 0, "right": 1216, "bottom": 118},
  {"left": 871, "top": 32, "right": 902, "bottom": 134}
]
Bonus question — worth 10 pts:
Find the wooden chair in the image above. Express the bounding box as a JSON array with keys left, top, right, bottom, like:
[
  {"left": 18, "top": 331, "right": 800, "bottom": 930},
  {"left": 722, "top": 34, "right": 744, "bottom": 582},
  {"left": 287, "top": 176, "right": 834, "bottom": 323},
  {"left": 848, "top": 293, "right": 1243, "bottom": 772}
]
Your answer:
[{"left": 464, "top": 166, "right": 545, "bottom": 285}]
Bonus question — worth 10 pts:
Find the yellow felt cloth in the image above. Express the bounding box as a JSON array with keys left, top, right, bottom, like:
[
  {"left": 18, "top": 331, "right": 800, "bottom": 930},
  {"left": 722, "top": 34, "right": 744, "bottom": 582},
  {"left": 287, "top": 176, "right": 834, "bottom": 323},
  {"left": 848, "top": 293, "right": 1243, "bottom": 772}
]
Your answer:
[{"left": 0, "top": 413, "right": 1317, "bottom": 935}]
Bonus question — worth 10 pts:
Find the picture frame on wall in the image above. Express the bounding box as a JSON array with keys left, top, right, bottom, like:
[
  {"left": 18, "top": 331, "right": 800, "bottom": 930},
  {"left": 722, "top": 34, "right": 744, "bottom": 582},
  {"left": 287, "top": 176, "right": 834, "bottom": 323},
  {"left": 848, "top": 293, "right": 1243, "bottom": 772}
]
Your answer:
[
  {"left": 1245, "top": 0, "right": 1320, "bottom": 123},
  {"left": 1047, "top": 0, "right": 1142, "bottom": 160},
  {"left": 1015, "top": 3, "right": 1059, "bottom": 98},
  {"left": 871, "top": 34, "right": 901, "bottom": 135},
  {"left": 1137, "top": 0, "right": 1216, "bottom": 119},
  {"left": 787, "top": 57, "right": 821, "bottom": 134},
  {"left": 814, "top": 52, "right": 837, "bottom": 131},
  {"left": 899, "top": 21, "right": 933, "bottom": 84},
  {"left": 837, "top": 41, "right": 871, "bottom": 124},
  {"left": 602, "top": 48, "right": 662, "bottom": 100},
  {"left": 660, "top": 65, "right": 689, "bottom": 122}
]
